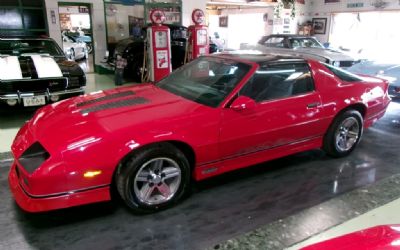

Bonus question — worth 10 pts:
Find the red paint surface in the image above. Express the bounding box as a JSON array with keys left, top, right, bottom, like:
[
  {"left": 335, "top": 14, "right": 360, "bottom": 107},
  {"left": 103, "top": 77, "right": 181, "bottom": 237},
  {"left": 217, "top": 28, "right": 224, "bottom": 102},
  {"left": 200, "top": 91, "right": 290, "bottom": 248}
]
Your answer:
[
  {"left": 9, "top": 55, "right": 391, "bottom": 212},
  {"left": 302, "top": 225, "right": 400, "bottom": 250}
]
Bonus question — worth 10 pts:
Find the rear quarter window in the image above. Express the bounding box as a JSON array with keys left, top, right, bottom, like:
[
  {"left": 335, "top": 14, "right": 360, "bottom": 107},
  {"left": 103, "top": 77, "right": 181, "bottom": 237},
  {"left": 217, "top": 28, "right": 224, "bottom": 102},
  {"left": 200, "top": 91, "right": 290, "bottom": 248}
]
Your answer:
[{"left": 323, "top": 63, "right": 364, "bottom": 82}]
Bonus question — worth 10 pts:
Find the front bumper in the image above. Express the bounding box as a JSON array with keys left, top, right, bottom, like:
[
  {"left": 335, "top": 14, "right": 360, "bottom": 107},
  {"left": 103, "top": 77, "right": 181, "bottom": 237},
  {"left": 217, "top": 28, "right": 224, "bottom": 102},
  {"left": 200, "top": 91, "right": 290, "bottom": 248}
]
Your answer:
[
  {"left": 8, "top": 161, "right": 111, "bottom": 212},
  {"left": 0, "top": 87, "right": 85, "bottom": 106}
]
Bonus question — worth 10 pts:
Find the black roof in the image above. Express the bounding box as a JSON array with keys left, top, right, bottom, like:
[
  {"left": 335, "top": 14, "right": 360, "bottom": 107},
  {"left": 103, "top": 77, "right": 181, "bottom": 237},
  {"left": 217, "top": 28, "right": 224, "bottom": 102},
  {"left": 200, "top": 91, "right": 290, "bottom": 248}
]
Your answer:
[
  {"left": 261, "top": 34, "right": 317, "bottom": 39},
  {"left": 215, "top": 51, "right": 306, "bottom": 64}
]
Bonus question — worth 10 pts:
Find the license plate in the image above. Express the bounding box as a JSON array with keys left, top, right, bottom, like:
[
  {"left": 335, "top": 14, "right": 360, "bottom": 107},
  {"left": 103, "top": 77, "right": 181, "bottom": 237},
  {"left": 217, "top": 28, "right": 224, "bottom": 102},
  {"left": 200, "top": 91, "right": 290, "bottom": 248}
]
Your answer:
[{"left": 23, "top": 96, "right": 46, "bottom": 107}]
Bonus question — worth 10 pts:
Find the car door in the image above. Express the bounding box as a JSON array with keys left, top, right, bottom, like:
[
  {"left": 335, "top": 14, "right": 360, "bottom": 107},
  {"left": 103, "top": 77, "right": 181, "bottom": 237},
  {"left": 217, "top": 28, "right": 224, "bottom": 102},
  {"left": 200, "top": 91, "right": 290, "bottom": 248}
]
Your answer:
[{"left": 219, "top": 61, "right": 326, "bottom": 161}]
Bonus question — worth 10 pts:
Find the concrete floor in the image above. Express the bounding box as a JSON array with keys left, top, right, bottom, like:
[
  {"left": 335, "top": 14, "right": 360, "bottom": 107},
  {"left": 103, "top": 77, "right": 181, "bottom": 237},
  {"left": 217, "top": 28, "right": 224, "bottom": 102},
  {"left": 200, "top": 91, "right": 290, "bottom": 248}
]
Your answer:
[{"left": 0, "top": 75, "right": 399, "bottom": 249}]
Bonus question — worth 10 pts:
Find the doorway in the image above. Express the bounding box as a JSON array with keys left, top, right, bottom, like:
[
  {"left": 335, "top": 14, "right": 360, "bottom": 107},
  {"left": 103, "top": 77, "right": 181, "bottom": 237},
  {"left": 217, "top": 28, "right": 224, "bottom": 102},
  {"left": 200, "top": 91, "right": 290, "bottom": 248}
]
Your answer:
[{"left": 58, "top": 3, "right": 94, "bottom": 73}]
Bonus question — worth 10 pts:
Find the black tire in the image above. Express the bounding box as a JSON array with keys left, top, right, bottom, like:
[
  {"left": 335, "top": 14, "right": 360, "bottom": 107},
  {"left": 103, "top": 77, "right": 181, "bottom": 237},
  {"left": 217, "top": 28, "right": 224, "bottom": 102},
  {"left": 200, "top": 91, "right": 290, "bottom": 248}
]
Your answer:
[
  {"left": 323, "top": 110, "right": 363, "bottom": 158},
  {"left": 86, "top": 43, "right": 93, "bottom": 54},
  {"left": 115, "top": 143, "right": 191, "bottom": 213},
  {"left": 69, "top": 49, "right": 75, "bottom": 61}
]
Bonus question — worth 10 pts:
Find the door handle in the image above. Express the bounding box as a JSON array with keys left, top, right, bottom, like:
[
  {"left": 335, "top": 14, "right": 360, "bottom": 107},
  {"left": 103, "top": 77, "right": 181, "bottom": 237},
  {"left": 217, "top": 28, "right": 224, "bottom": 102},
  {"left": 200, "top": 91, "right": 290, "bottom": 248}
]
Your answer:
[{"left": 307, "top": 102, "right": 320, "bottom": 108}]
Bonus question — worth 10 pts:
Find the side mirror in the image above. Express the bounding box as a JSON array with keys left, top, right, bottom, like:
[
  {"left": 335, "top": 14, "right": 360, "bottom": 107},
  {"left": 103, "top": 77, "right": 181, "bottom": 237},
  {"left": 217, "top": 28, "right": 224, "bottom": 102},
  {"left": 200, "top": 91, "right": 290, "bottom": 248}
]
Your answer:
[{"left": 230, "top": 95, "right": 256, "bottom": 111}]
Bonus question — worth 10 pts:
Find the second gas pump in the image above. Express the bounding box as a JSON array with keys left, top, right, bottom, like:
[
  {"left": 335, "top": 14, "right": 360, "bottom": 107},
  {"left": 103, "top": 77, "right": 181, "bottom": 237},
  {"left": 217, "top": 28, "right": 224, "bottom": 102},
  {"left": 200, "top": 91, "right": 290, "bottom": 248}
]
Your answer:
[{"left": 185, "top": 9, "right": 209, "bottom": 63}]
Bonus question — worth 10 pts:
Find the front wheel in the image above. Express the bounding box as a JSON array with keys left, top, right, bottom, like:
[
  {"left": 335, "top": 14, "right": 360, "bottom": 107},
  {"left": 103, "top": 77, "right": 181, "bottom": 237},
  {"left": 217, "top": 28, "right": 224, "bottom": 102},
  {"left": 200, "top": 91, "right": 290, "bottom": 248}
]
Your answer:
[
  {"left": 323, "top": 110, "right": 363, "bottom": 157},
  {"left": 115, "top": 143, "right": 191, "bottom": 213}
]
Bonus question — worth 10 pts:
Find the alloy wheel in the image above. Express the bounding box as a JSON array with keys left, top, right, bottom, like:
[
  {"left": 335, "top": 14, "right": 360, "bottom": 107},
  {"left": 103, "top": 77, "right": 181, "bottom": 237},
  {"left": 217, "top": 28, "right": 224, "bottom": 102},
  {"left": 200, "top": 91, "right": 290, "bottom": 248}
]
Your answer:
[
  {"left": 335, "top": 117, "right": 360, "bottom": 152},
  {"left": 133, "top": 157, "right": 181, "bottom": 205}
]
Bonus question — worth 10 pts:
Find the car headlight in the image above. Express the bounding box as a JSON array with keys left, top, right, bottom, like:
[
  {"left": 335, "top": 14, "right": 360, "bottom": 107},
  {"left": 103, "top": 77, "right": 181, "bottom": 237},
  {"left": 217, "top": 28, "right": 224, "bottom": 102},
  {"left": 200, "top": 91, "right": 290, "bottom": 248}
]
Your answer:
[
  {"left": 332, "top": 61, "right": 341, "bottom": 67},
  {"left": 18, "top": 142, "right": 50, "bottom": 174}
]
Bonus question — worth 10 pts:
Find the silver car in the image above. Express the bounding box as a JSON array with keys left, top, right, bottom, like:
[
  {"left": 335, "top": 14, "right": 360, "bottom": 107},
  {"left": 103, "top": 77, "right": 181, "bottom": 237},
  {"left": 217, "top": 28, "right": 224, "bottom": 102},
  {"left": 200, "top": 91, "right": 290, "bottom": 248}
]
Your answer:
[
  {"left": 62, "top": 34, "right": 88, "bottom": 61},
  {"left": 248, "top": 34, "right": 359, "bottom": 68}
]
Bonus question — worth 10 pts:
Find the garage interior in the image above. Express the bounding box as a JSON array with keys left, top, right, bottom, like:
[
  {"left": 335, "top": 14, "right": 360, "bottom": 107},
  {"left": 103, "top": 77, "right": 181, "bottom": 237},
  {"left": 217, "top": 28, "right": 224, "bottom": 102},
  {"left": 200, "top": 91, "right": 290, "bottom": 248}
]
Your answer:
[{"left": 1, "top": 0, "right": 400, "bottom": 249}]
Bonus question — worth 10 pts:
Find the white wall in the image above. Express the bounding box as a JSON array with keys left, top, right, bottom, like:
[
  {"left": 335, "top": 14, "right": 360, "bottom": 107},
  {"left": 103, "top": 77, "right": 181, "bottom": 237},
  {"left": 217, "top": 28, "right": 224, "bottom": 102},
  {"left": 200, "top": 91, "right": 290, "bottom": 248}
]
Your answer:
[
  {"left": 211, "top": 7, "right": 274, "bottom": 49},
  {"left": 182, "top": 0, "right": 207, "bottom": 26},
  {"left": 45, "top": 0, "right": 107, "bottom": 67},
  {"left": 307, "top": 0, "right": 400, "bottom": 42}
]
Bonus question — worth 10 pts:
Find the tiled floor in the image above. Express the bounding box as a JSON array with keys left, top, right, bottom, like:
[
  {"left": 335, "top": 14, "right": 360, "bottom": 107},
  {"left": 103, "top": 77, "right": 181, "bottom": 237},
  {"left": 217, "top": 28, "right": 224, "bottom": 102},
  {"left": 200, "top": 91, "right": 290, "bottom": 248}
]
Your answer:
[{"left": 0, "top": 73, "right": 119, "bottom": 153}]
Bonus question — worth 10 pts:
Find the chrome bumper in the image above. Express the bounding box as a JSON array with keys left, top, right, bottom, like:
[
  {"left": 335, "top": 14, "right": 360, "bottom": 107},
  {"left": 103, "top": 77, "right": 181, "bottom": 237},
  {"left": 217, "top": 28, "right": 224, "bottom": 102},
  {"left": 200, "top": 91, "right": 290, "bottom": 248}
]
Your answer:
[{"left": 0, "top": 87, "right": 85, "bottom": 103}]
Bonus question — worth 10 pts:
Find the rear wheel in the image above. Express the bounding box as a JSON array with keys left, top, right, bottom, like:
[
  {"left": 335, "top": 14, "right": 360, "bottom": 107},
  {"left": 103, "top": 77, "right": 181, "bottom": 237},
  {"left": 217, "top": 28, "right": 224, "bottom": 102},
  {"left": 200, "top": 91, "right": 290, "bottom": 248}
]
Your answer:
[
  {"left": 86, "top": 43, "right": 93, "bottom": 54},
  {"left": 115, "top": 143, "right": 190, "bottom": 213},
  {"left": 69, "top": 49, "right": 75, "bottom": 61},
  {"left": 323, "top": 110, "right": 363, "bottom": 157}
]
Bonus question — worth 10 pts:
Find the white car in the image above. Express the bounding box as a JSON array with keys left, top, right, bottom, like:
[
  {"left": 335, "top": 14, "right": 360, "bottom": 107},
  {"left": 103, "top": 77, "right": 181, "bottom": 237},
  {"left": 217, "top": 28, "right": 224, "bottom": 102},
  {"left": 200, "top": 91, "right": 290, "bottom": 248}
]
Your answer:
[
  {"left": 242, "top": 34, "right": 359, "bottom": 68},
  {"left": 62, "top": 34, "right": 88, "bottom": 61}
]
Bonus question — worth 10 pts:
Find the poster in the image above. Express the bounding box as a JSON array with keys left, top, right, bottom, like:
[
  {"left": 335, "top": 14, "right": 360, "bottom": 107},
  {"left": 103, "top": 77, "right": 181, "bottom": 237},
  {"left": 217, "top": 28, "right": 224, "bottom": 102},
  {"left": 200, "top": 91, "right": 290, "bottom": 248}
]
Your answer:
[{"left": 156, "top": 50, "right": 168, "bottom": 69}]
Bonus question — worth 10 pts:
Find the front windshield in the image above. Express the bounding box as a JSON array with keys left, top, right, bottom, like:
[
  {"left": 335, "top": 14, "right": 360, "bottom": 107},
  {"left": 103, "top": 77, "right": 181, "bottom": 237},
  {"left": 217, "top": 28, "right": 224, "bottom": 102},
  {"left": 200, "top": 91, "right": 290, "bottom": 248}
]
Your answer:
[
  {"left": 157, "top": 57, "right": 251, "bottom": 107},
  {"left": 0, "top": 39, "right": 64, "bottom": 57},
  {"left": 289, "top": 38, "right": 324, "bottom": 49}
]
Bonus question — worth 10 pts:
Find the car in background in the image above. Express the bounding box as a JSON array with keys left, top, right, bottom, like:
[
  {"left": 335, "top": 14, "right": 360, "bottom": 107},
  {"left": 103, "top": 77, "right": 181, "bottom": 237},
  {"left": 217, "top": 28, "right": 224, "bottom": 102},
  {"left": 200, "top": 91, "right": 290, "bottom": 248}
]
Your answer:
[
  {"left": 348, "top": 60, "right": 400, "bottom": 99},
  {"left": 112, "top": 24, "right": 222, "bottom": 82},
  {"left": 9, "top": 52, "right": 390, "bottom": 213},
  {"left": 244, "top": 34, "right": 359, "bottom": 68},
  {"left": 69, "top": 34, "right": 92, "bottom": 54},
  {"left": 0, "top": 37, "right": 86, "bottom": 108},
  {"left": 62, "top": 30, "right": 93, "bottom": 54},
  {"left": 62, "top": 34, "right": 88, "bottom": 61}
]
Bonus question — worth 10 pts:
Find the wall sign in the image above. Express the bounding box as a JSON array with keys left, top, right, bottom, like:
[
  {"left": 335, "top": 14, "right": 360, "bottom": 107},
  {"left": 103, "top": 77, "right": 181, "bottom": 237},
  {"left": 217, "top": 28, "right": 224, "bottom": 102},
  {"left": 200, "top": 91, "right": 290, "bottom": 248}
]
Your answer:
[
  {"left": 347, "top": 3, "right": 364, "bottom": 8},
  {"left": 50, "top": 10, "right": 56, "bottom": 24},
  {"left": 78, "top": 6, "right": 89, "bottom": 13}
]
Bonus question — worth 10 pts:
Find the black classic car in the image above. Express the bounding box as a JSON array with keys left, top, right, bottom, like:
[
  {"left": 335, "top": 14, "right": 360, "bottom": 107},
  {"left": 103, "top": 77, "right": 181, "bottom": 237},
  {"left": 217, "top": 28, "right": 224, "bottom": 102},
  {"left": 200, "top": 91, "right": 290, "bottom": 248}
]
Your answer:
[
  {"left": 0, "top": 37, "right": 86, "bottom": 108},
  {"left": 111, "top": 24, "right": 221, "bottom": 82}
]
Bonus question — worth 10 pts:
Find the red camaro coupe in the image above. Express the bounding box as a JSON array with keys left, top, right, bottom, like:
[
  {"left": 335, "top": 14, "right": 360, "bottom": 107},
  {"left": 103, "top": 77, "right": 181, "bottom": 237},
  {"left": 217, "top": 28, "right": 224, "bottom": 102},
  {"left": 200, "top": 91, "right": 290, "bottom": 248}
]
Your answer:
[{"left": 9, "top": 53, "right": 391, "bottom": 213}]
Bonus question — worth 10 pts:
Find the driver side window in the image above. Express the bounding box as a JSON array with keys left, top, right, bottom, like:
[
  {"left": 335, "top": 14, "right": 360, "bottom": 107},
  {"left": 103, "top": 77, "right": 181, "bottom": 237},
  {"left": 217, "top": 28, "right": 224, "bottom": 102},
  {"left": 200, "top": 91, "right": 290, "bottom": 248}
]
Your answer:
[{"left": 240, "top": 62, "right": 315, "bottom": 102}]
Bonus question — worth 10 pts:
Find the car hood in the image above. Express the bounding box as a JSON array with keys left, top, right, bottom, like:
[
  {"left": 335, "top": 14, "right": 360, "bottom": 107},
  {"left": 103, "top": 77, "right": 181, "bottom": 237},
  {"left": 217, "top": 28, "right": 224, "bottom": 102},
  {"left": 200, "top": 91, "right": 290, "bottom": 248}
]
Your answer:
[
  {"left": 292, "top": 47, "right": 355, "bottom": 61},
  {"left": 27, "top": 84, "right": 205, "bottom": 149}
]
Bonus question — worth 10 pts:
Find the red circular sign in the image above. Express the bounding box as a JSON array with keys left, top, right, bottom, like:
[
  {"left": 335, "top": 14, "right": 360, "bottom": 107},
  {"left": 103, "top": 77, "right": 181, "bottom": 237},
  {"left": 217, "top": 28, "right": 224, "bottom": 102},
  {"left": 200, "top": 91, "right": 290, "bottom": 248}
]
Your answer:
[
  {"left": 192, "top": 9, "right": 205, "bottom": 25},
  {"left": 150, "top": 9, "right": 166, "bottom": 24}
]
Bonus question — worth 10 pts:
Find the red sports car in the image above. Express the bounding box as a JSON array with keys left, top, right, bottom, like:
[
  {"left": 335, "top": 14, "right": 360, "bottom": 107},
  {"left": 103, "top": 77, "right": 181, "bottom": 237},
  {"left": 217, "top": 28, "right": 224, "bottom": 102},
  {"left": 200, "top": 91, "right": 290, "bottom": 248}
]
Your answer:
[
  {"left": 301, "top": 225, "right": 400, "bottom": 250},
  {"left": 8, "top": 53, "right": 391, "bottom": 213}
]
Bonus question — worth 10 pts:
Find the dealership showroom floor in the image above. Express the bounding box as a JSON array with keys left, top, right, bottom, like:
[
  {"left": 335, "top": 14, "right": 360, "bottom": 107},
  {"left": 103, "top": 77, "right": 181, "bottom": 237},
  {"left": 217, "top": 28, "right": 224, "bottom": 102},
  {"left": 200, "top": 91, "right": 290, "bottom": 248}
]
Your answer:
[
  {"left": 2, "top": 0, "right": 400, "bottom": 249},
  {"left": 0, "top": 76, "right": 400, "bottom": 249}
]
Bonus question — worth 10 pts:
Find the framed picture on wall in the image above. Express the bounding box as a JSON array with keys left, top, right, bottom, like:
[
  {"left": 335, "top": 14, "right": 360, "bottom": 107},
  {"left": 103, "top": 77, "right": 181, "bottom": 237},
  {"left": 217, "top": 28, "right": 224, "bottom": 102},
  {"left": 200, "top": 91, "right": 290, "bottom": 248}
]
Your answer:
[
  {"left": 312, "top": 18, "right": 327, "bottom": 34},
  {"left": 219, "top": 16, "right": 228, "bottom": 27}
]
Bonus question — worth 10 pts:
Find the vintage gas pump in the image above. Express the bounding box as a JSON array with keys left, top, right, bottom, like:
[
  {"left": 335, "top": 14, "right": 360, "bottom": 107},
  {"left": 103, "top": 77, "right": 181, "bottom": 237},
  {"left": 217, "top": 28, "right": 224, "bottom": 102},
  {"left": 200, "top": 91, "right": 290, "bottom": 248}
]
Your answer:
[
  {"left": 146, "top": 9, "right": 172, "bottom": 82},
  {"left": 186, "top": 9, "right": 209, "bottom": 62}
]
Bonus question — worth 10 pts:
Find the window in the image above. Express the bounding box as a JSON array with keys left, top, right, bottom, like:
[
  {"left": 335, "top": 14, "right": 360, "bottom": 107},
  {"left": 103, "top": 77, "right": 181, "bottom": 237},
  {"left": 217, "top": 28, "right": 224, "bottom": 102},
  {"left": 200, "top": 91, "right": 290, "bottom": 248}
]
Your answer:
[
  {"left": 0, "top": 39, "right": 64, "bottom": 57},
  {"left": 240, "top": 62, "right": 314, "bottom": 102},
  {"left": 259, "top": 36, "right": 286, "bottom": 48},
  {"left": 157, "top": 57, "right": 251, "bottom": 107},
  {"left": 0, "top": 0, "right": 46, "bottom": 36},
  {"left": 323, "top": 63, "right": 364, "bottom": 82},
  {"left": 289, "top": 38, "right": 324, "bottom": 49}
]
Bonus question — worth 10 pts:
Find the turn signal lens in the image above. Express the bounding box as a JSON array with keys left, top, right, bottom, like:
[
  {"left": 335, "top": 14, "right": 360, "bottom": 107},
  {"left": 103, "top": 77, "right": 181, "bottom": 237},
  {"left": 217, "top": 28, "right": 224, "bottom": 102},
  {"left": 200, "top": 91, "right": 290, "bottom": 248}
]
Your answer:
[{"left": 83, "top": 170, "right": 102, "bottom": 178}]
